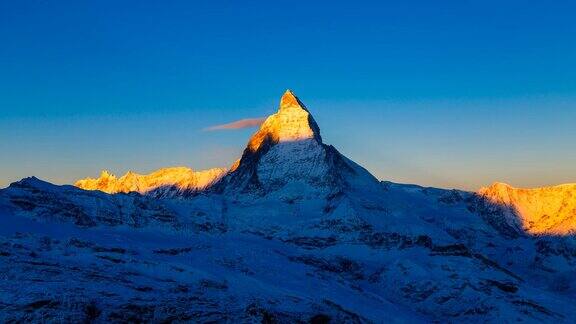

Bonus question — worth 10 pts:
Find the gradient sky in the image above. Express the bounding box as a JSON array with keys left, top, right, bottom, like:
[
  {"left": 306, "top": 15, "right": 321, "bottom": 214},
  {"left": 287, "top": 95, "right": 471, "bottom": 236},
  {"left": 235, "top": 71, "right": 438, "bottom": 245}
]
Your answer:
[{"left": 1, "top": 0, "right": 575, "bottom": 190}]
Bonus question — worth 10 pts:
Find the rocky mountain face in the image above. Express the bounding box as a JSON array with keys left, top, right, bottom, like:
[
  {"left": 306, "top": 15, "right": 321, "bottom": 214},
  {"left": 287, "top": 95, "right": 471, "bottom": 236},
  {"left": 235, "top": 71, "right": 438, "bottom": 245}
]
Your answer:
[{"left": 1, "top": 91, "right": 576, "bottom": 322}]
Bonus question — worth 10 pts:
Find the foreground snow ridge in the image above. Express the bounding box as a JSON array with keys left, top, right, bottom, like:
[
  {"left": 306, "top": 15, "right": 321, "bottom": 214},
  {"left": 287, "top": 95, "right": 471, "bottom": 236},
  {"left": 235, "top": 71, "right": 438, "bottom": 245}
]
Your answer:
[{"left": 1, "top": 90, "right": 576, "bottom": 322}]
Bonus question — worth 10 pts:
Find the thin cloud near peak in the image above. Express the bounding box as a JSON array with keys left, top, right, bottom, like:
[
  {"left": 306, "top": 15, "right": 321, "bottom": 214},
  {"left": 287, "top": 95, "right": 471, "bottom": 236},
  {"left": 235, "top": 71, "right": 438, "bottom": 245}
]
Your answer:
[{"left": 204, "top": 117, "right": 266, "bottom": 131}]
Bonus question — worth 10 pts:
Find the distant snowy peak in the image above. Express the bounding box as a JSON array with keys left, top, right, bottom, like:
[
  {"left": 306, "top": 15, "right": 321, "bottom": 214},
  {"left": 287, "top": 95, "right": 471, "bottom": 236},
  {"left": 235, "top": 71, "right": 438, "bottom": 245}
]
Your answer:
[
  {"left": 477, "top": 182, "right": 576, "bottom": 235},
  {"left": 75, "top": 166, "right": 227, "bottom": 197},
  {"left": 219, "top": 90, "right": 380, "bottom": 196}
]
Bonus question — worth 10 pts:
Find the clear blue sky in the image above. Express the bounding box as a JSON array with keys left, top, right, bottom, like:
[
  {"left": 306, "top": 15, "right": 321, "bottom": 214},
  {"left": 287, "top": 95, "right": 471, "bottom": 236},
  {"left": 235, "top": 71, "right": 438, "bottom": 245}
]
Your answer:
[{"left": 1, "top": 0, "right": 575, "bottom": 190}]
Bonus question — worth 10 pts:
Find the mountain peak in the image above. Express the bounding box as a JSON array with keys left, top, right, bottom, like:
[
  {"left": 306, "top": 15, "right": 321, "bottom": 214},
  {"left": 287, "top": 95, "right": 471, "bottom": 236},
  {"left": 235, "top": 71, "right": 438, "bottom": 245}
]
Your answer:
[
  {"left": 279, "top": 89, "right": 307, "bottom": 112},
  {"left": 100, "top": 170, "right": 116, "bottom": 179},
  {"left": 246, "top": 90, "right": 321, "bottom": 152}
]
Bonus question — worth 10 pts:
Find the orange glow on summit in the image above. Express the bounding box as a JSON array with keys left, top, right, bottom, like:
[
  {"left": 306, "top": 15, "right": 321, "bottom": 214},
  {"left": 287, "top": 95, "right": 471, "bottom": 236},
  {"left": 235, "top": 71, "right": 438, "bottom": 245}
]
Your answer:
[{"left": 246, "top": 90, "right": 321, "bottom": 152}]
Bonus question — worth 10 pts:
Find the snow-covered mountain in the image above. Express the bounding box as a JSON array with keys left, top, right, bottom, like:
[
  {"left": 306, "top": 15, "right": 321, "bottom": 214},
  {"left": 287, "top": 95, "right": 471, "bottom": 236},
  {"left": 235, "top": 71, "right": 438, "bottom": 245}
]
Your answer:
[
  {"left": 75, "top": 167, "right": 227, "bottom": 198},
  {"left": 1, "top": 90, "right": 576, "bottom": 322},
  {"left": 215, "top": 90, "right": 381, "bottom": 197}
]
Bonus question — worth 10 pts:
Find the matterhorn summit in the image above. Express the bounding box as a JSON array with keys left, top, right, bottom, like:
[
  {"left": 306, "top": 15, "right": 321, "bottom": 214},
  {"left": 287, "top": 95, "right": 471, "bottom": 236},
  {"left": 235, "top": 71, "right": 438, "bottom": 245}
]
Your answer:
[
  {"left": 243, "top": 89, "right": 322, "bottom": 153},
  {"left": 253, "top": 89, "right": 322, "bottom": 146}
]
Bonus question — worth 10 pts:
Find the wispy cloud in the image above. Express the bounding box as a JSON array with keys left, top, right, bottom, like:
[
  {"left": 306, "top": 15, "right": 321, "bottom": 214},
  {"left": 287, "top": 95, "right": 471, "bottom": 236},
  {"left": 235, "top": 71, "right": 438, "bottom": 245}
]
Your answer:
[{"left": 204, "top": 117, "right": 266, "bottom": 131}]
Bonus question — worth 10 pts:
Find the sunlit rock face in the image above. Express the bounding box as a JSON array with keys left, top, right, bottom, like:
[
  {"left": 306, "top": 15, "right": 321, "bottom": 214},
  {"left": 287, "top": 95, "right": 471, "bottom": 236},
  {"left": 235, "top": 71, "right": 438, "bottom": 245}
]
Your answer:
[
  {"left": 246, "top": 89, "right": 321, "bottom": 152},
  {"left": 478, "top": 182, "right": 576, "bottom": 235},
  {"left": 75, "top": 167, "right": 227, "bottom": 196}
]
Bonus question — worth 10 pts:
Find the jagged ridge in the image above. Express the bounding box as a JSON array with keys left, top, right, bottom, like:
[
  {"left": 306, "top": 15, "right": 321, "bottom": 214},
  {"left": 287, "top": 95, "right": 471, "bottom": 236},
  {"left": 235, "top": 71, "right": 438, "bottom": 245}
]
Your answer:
[{"left": 75, "top": 167, "right": 227, "bottom": 197}]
